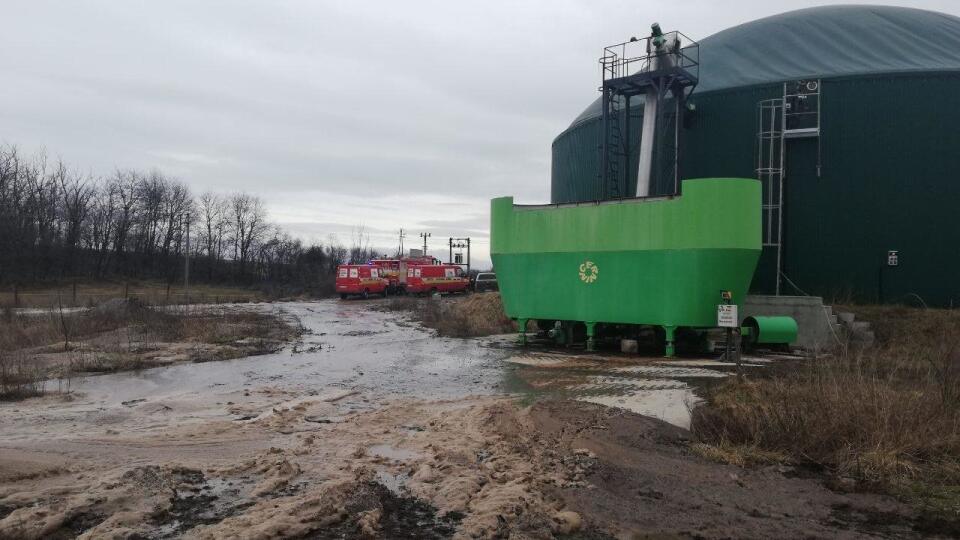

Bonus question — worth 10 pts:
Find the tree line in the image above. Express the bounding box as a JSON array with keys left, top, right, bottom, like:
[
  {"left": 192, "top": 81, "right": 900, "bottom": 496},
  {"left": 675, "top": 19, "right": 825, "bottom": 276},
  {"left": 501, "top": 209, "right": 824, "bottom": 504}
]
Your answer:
[{"left": 0, "top": 144, "right": 379, "bottom": 293}]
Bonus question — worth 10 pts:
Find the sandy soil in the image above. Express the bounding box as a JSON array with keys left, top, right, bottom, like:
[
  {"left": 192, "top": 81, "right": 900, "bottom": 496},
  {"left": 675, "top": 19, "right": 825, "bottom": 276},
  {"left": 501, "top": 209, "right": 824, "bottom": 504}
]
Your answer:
[{"left": 0, "top": 394, "right": 926, "bottom": 539}]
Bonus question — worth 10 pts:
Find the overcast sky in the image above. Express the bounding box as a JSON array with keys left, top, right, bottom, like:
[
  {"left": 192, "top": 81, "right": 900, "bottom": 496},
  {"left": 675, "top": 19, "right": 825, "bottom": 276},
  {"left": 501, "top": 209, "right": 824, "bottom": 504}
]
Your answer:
[{"left": 2, "top": 1, "right": 958, "bottom": 268}]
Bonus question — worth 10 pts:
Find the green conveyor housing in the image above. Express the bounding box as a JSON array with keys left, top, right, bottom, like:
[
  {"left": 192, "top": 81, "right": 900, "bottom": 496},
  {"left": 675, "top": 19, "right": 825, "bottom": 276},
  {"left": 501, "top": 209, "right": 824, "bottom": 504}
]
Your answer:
[{"left": 490, "top": 178, "right": 762, "bottom": 353}]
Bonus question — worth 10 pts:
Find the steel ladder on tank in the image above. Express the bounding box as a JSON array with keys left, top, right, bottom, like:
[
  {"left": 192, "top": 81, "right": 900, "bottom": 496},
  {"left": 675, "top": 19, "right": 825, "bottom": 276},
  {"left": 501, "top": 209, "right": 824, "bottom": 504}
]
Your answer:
[
  {"left": 756, "top": 80, "right": 821, "bottom": 296},
  {"left": 602, "top": 95, "right": 624, "bottom": 198}
]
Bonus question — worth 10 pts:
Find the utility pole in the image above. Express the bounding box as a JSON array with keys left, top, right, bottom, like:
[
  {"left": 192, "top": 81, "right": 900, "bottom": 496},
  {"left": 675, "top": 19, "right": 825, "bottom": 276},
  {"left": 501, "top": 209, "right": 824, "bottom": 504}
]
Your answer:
[
  {"left": 449, "top": 237, "right": 471, "bottom": 275},
  {"left": 419, "top": 232, "right": 431, "bottom": 256},
  {"left": 184, "top": 215, "right": 191, "bottom": 305},
  {"left": 397, "top": 228, "right": 406, "bottom": 257}
]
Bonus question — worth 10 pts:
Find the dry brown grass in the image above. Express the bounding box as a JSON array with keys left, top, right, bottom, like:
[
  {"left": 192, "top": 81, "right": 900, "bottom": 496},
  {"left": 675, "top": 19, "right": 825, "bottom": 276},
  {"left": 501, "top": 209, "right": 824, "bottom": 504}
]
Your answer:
[
  {"left": 384, "top": 293, "right": 519, "bottom": 338},
  {"left": 0, "top": 353, "right": 45, "bottom": 400},
  {"left": 0, "top": 281, "right": 266, "bottom": 308},
  {"left": 692, "top": 304, "right": 960, "bottom": 522},
  {"left": 689, "top": 441, "right": 788, "bottom": 468},
  {"left": 0, "top": 300, "right": 300, "bottom": 400}
]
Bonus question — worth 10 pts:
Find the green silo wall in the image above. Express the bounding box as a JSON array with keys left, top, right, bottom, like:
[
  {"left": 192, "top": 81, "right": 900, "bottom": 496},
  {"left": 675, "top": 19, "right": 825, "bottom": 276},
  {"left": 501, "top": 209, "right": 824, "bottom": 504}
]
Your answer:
[
  {"left": 684, "top": 73, "right": 960, "bottom": 305},
  {"left": 551, "top": 117, "right": 603, "bottom": 203}
]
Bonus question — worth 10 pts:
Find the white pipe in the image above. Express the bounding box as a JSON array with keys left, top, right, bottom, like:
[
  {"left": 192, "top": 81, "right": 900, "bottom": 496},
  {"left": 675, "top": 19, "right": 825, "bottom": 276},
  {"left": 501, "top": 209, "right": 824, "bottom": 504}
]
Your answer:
[
  {"left": 635, "top": 31, "right": 681, "bottom": 198},
  {"left": 636, "top": 89, "right": 658, "bottom": 197}
]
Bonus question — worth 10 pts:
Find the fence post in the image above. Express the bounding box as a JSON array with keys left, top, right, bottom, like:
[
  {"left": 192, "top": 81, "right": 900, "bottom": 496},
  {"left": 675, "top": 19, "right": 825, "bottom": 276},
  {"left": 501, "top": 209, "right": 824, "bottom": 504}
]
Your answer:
[
  {"left": 72, "top": 281, "right": 77, "bottom": 304},
  {"left": 124, "top": 282, "right": 129, "bottom": 299},
  {"left": 13, "top": 285, "right": 18, "bottom": 308}
]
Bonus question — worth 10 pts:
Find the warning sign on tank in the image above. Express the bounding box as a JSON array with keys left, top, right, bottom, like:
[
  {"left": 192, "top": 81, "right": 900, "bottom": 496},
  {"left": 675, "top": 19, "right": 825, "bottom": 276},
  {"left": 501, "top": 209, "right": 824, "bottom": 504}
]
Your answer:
[{"left": 717, "top": 304, "right": 738, "bottom": 328}]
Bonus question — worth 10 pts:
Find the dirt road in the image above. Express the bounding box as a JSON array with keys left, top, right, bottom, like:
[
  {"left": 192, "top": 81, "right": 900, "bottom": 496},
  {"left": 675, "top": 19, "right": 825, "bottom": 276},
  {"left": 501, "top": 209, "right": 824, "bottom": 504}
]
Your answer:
[{"left": 0, "top": 300, "right": 924, "bottom": 538}]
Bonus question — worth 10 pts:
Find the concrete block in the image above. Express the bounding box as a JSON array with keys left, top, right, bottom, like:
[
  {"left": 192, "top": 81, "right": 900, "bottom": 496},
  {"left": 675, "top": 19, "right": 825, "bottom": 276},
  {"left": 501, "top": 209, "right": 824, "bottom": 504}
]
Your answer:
[
  {"left": 620, "top": 339, "right": 639, "bottom": 354},
  {"left": 837, "top": 312, "right": 856, "bottom": 324}
]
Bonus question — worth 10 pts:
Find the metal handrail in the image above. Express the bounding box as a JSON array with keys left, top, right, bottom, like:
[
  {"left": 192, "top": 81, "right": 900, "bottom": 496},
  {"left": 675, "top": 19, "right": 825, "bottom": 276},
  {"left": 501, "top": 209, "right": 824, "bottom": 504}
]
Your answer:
[{"left": 599, "top": 31, "right": 699, "bottom": 83}]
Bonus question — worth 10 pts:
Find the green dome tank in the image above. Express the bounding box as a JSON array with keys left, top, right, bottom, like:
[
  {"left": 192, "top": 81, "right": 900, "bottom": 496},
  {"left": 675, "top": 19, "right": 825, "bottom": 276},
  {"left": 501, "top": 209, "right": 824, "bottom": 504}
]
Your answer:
[{"left": 550, "top": 6, "right": 960, "bottom": 306}]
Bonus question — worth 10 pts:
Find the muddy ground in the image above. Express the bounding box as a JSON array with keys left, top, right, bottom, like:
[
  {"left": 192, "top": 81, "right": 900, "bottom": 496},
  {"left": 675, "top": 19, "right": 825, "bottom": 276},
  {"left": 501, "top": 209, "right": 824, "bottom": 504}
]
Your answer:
[{"left": 0, "top": 300, "right": 932, "bottom": 538}]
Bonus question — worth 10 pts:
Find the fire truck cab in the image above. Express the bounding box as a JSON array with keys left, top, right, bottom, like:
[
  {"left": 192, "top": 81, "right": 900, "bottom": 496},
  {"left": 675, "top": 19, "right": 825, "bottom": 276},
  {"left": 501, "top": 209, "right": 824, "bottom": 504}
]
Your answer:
[
  {"left": 336, "top": 265, "right": 388, "bottom": 299},
  {"left": 405, "top": 264, "right": 469, "bottom": 295}
]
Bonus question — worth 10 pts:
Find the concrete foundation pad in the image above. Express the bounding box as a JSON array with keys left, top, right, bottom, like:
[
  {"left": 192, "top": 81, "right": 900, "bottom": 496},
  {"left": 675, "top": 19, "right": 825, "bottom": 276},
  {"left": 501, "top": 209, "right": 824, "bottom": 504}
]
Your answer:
[{"left": 743, "top": 295, "right": 839, "bottom": 351}]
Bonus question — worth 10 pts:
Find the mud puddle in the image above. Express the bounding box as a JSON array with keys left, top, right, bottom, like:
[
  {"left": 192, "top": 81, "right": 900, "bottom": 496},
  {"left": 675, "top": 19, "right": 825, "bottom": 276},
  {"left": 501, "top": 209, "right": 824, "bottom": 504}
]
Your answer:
[
  {"left": 0, "top": 301, "right": 509, "bottom": 446},
  {"left": 501, "top": 350, "right": 750, "bottom": 428},
  {"left": 149, "top": 469, "right": 257, "bottom": 539},
  {"left": 304, "top": 482, "right": 463, "bottom": 540}
]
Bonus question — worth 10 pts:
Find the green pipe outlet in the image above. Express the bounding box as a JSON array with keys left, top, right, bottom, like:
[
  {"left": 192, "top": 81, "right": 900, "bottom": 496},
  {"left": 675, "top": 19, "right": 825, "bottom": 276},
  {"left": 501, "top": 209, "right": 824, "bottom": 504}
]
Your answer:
[{"left": 742, "top": 316, "right": 798, "bottom": 345}]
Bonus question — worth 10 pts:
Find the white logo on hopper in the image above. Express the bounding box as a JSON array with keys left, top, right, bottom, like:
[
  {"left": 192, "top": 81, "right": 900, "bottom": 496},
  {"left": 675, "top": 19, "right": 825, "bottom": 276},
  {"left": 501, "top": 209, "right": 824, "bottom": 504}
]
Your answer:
[{"left": 579, "top": 261, "right": 598, "bottom": 284}]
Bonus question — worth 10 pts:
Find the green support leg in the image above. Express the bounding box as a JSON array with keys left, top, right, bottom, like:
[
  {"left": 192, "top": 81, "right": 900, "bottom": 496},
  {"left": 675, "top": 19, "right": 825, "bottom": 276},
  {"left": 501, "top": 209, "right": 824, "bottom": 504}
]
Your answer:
[
  {"left": 517, "top": 318, "right": 528, "bottom": 346},
  {"left": 586, "top": 322, "right": 596, "bottom": 352},
  {"left": 663, "top": 325, "right": 676, "bottom": 358}
]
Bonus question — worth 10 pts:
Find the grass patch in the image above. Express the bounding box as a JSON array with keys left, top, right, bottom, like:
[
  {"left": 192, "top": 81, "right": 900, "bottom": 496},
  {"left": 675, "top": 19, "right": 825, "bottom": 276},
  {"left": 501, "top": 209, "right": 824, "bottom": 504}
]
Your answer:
[
  {"left": 383, "top": 293, "right": 519, "bottom": 338},
  {"left": 0, "top": 353, "right": 45, "bottom": 400},
  {"left": 689, "top": 441, "right": 788, "bottom": 468},
  {"left": 691, "top": 304, "right": 960, "bottom": 526},
  {"left": 0, "top": 299, "right": 301, "bottom": 400}
]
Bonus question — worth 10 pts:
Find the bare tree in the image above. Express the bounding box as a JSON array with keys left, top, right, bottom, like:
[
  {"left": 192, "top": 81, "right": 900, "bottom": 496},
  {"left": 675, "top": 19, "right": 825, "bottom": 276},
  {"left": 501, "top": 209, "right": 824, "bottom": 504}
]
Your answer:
[
  {"left": 348, "top": 225, "right": 372, "bottom": 264},
  {"left": 229, "top": 193, "right": 268, "bottom": 280},
  {"left": 110, "top": 170, "right": 138, "bottom": 260},
  {"left": 56, "top": 162, "right": 94, "bottom": 274},
  {"left": 326, "top": 235, "right": 348, "bottom": 269},
  {"left": 198, "top": 191, "right": 228, "bottom": 280},
  {"left": 161, "top": 180, "right": 191, "bottom": 261},
  {"left": 0, "top": 143, "right": 344, "bottom": 295},
  {"left": 134, "top": 169, "right": 166, "bottom": 258},
  {"left": 85, "top": 184, "right": 116, "bottom": 276}
]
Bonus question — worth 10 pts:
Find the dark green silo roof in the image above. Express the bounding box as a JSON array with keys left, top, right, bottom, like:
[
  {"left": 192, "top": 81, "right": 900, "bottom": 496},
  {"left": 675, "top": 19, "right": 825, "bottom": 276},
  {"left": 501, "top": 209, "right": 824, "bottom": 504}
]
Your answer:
[{"left": 567, "top": 5, "right": 960, "bottom": 129}]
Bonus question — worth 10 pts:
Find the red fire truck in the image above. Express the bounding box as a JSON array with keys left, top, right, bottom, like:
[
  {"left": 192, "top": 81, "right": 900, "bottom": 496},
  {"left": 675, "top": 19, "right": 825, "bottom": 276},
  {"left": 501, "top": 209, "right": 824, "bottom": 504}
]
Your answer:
[
  {"left": 336, "top": 264, "right": 389, "bottom": 299},
  {"left": 370, "top": 256, "right": 440, "bottom": 295},
  {"left": 405, "top": 264, "right": 469, "bottom": 295}
]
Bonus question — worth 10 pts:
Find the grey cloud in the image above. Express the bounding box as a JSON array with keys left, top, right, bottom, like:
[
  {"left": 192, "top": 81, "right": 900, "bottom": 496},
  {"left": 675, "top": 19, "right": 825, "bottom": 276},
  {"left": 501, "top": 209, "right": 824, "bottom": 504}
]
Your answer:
[{"left": 4, "top": 0, "right": 960, "bottom": 275}]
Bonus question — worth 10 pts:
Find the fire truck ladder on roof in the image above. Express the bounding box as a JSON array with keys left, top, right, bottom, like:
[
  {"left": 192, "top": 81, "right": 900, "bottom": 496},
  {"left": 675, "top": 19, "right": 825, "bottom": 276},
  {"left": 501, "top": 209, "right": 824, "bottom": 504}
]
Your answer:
[{"left": 756, "top": 80, "right": 821, "bottom": 296}]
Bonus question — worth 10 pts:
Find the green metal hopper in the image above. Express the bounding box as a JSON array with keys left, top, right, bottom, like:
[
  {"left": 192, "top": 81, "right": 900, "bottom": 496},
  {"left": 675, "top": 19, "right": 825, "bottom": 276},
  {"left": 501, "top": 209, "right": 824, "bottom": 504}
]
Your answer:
[{"left": 490, "top": 178, "right": 761, "bottom": 355}]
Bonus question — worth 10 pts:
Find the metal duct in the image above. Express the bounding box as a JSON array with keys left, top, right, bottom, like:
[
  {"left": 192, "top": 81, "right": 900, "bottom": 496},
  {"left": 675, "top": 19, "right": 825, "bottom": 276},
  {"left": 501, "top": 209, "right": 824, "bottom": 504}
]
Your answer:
[{"left": 636, "top": 28, "right": 681, "bottom": 197}]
